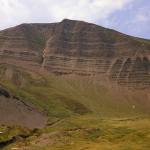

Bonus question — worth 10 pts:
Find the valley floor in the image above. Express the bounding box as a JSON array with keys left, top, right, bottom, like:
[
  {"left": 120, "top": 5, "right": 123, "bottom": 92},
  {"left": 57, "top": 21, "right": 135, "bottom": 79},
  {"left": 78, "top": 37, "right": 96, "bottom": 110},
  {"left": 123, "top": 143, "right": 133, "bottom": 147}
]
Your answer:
[{"left": 1, "top": 115, "right": 150, "bottom": 150}]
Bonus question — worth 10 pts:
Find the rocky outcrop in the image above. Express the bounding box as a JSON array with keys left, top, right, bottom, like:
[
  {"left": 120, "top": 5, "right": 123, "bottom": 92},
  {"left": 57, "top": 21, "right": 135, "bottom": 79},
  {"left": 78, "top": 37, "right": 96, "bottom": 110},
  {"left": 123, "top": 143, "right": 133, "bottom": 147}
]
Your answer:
[{"left": 0, "top": 19, "right": 150, "bottom": 89}]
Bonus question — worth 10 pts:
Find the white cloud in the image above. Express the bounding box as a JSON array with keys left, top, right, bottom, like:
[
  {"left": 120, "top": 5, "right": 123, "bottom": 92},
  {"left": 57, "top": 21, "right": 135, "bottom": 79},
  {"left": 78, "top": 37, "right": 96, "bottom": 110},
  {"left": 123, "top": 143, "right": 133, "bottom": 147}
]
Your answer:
[
  {"left": 46, "top": 0, "right": 133, "bottom": 21},
  {"left": 0, "top": 0, "right": 29, "bottom": 29},
  {"left": 0, "top": 0, "right": 133, "bottom": 29}
]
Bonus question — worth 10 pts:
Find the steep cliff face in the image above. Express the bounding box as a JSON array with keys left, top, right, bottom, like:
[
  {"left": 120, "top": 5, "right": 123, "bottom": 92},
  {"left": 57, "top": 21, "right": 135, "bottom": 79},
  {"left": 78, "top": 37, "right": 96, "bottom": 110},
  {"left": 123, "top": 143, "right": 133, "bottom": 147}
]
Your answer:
[{"left": 0, "top": 19, "right": 150, "bottom": 89}]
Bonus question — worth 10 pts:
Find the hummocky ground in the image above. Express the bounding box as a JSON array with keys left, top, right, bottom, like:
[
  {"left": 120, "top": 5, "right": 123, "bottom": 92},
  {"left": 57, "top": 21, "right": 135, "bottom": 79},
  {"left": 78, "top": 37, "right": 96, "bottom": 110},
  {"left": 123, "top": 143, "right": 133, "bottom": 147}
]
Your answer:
[{"left": 0, "top": 19, "right": 150, "bottom": 149}]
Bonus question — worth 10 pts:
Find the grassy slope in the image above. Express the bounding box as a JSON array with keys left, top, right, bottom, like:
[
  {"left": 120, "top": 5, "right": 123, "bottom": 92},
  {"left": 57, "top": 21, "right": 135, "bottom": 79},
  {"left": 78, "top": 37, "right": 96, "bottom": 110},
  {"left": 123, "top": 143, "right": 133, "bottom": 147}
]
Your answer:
[
  {"left": 0, "top": 64, "right": 150, "bottom": 149},
  {"left": 0, "top": 64, "right": 150, "bottom": 119}
]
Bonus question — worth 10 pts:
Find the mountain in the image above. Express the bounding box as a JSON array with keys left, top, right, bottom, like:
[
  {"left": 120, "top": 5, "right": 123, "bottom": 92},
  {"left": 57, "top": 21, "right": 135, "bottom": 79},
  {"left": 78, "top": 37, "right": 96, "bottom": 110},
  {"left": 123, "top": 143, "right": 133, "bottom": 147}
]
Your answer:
[
  {"left": 0, "top": 19, "right": 150, "bottom": 89},
  {"left": 0, "top": 19, "right": 150, "bottom": 149}
]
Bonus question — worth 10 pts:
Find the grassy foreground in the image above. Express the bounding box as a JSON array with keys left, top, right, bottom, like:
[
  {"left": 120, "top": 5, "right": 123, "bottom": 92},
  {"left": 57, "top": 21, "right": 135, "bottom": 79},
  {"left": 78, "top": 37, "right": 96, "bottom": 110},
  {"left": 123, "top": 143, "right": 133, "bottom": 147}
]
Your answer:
[{"left": 1, "top": 115, "right": 150, "bottom": 150}]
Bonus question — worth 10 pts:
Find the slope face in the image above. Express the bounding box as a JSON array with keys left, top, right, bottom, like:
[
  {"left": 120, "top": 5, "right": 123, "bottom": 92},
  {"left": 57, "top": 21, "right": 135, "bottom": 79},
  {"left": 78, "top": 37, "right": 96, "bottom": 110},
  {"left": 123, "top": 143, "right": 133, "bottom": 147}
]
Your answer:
[
  {"left": 0, "top": 19, "right": 150, "bottom": 89},
  {"left": 0, "top": 87, "right": 47, "bottom": 129}
]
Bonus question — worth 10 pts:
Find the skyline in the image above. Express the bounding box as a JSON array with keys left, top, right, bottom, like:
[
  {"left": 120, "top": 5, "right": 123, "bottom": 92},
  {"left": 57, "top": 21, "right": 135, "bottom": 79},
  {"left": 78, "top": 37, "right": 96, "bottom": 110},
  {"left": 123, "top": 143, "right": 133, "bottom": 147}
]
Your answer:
[{"left": 0, "top": 0, "right": 149, "bottom": 39}]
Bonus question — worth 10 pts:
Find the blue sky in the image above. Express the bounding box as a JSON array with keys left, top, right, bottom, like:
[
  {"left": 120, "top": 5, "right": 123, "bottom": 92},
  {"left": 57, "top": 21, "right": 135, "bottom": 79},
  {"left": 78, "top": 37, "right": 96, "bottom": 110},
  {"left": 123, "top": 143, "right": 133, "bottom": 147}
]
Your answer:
[
  {"left": 0, "top": 0, "right": 149, "bottom": 39},
  {"left": 99, "top": 0, "right": 150, "bottom": 39}
]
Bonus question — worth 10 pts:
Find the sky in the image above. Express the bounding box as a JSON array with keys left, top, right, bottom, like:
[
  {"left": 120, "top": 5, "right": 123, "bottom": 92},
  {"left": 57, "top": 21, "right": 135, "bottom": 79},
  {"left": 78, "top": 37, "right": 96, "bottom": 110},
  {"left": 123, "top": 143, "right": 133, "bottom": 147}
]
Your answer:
[{"left": 0, "top": 0, "right": 149, "bottom": 39}]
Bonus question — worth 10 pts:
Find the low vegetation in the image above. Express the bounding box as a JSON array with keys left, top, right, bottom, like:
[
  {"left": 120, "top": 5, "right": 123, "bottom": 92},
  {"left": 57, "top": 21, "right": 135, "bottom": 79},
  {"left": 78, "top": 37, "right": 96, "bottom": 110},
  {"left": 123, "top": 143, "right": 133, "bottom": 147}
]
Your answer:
[{"left": 1, "top": 116, "right": 150, "bottom": 150}]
